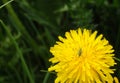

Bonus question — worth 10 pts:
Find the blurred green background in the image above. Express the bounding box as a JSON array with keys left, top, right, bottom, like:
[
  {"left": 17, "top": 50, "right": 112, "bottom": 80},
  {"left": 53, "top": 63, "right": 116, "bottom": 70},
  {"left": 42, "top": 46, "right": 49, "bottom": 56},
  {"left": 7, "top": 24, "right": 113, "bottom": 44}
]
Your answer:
[{"left": 0, "top": 0, "right": 120, "bottom": 83}]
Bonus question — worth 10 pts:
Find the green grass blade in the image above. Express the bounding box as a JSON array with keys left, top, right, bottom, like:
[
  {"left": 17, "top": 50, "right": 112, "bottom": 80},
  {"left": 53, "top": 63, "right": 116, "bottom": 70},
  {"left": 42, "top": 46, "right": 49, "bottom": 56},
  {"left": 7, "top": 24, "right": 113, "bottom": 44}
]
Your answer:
[
  {"left": 43, "top": 72, "right": 50, "bottom": 83},
  {"left": 114, "top": 57, "right": 120, "bottom": 62},
  {"left": 2, "top": 0, "right": 40, "bottom": 55},
  {"left": 0, "top": 0, "right": 13, "bottom": 9},
  {"left": 0, "top": 20, "right": 35, "bottom": 83}
]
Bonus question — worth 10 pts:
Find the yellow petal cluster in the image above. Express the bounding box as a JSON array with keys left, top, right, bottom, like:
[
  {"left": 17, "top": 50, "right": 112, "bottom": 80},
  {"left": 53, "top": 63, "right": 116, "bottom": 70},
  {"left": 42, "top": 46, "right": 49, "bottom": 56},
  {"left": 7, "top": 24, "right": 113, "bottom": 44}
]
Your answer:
[{"left": 48, "top": 28, "right": 117, "bottom": 83}]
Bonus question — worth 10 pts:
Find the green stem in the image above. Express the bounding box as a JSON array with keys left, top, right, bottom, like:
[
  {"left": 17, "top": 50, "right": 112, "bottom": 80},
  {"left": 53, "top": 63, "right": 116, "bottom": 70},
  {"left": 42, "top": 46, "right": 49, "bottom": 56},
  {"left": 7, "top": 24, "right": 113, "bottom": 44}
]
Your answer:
[
  {"left": 43, "top": 72, "right": 50, "bottom": 83},
  {"left": 0, "top": 20, "right": 35, "bottom": 83}
]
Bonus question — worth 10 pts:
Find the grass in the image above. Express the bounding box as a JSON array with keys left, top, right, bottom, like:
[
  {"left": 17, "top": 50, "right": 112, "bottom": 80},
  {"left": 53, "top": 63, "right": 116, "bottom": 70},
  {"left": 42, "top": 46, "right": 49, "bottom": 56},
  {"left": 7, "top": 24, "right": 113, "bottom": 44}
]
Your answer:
[
  {"left": 0, "top": 0, "right": 13, "bottom": 9},
  {"left": 0, "top": 0, "right": 120, "bottom": 83}
]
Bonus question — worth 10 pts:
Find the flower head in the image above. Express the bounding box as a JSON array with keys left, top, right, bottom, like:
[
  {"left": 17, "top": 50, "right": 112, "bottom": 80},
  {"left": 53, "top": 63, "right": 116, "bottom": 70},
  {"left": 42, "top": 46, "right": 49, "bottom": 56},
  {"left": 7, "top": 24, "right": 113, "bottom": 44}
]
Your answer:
[{"left": 48, "top": 28, "right": 116, "bottom": 83}]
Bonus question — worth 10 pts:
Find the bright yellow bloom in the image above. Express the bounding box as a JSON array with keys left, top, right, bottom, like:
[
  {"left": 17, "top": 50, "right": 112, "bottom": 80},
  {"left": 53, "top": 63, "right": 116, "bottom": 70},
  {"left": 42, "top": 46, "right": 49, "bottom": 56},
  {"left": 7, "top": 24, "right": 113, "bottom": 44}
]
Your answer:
[
  {"left": 114, "top": 77, "right": 119, "bottom": 83},
  {"left": 48, "top": 28, "right": 116, "bottom": 83}
]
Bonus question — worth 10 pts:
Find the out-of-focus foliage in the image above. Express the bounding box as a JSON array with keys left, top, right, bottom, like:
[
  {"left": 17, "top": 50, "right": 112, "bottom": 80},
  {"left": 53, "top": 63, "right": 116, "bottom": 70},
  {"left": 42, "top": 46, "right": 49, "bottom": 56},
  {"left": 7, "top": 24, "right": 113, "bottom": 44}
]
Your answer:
[{"left": 0, "top": 0, "right": 120, "bottom": 83}]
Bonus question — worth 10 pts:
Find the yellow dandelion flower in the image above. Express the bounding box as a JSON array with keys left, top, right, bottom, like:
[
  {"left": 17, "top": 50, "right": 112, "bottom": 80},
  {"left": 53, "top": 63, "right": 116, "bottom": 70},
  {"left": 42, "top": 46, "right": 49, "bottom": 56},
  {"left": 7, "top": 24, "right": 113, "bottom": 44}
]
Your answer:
[
  {"left": 48, "top": 28, "right": 116, "bottom": 83},
  {"left": 114, "top": 77, "right": 119, "bottom": 83}
]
